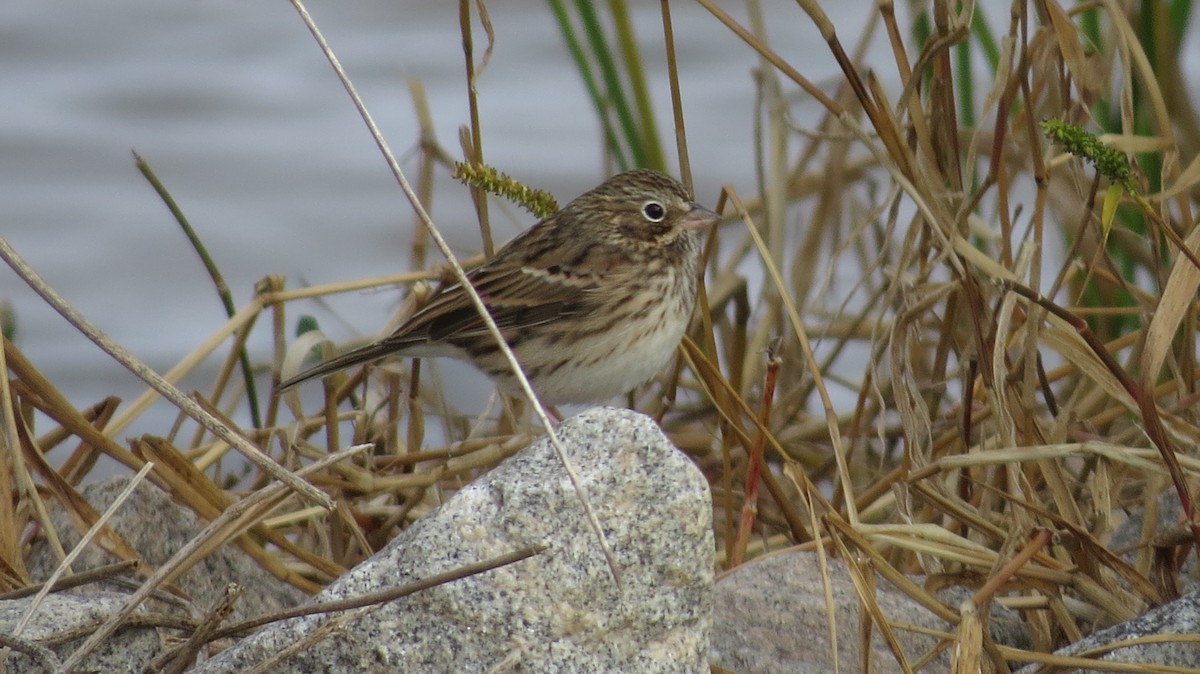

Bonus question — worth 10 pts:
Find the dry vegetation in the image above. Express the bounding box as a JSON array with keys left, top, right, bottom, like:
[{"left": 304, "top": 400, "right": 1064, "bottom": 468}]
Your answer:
[{"left": 4, "top": 0, "right": 1200, "bottom": 671}]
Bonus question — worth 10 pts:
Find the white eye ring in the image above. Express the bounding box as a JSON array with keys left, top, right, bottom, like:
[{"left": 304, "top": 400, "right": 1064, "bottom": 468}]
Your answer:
[{"left": 641, "top": 200, "right": 666, "bottom": 222}]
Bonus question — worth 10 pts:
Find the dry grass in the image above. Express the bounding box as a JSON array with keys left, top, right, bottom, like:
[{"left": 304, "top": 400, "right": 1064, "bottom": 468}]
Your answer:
[{"left": 4, "top": 1, "right": 1200, "bottom": 671}]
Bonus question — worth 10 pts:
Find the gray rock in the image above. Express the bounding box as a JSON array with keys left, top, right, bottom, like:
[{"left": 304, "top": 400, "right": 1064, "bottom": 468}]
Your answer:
[
  {"left": 1108, "top": 489, "right": 1200, "bottom": 594},
  {"left": 1014, "top": 489, "right": 1200, "bottom": 671},
  {"left": 711, "top": 549, "right": 1028, "bottom": 673},
  {"left": 1015, "top": 591, "right": 1200, "bottom": 673},
  {"left": 196, "top": 407, "right": 714, "bottom": 673},
  {"left": 26, "top": 475, "right": 306, "bottom": 623},
  {"left": 0, "top": 592, "right": 161, "bottom": 673}
]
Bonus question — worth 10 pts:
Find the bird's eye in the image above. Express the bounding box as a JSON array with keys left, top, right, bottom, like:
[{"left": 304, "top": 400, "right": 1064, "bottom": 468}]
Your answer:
[{"left": 641, "top": 200, "right": 666, "bottom": 222}]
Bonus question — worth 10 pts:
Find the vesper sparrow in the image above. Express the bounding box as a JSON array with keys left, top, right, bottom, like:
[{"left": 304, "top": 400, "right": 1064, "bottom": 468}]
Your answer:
[{"left": 278, "top": 169, "right": 721, "bottom": 405}]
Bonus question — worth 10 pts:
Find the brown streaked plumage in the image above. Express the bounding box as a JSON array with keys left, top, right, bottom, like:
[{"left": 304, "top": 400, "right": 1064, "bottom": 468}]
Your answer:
[{"left": 277, "top": 169, "right": 721, "bottom": 405}]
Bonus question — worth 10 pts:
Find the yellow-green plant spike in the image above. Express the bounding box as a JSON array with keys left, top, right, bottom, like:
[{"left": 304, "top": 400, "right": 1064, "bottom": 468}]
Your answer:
[
  {"left": 1041, "top": 118, "right": 1137, "bottom": 246},
  {"left": 1040, "top": 118, "right": 1133, "bottom": 189},
  {"left": 453, "top": 162, "right": 559, "bottom": 218}
]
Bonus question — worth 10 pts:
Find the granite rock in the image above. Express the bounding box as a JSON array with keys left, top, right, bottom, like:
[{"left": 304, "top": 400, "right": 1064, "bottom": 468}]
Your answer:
[
  {"left": 0, "top": 592, "right": 161, "bottom": 673},
  {"left": 26, "top": 476, "right": 306, "bottom": 623},
  {"left": 711, "top": 549, "right": 1029, "bottom": 673},
  {"left": 196, "top": 407, "right": 714, "bottom": 673},
  {"left": 1015, "top": 591, "right": 1200, "bottom": 673}
]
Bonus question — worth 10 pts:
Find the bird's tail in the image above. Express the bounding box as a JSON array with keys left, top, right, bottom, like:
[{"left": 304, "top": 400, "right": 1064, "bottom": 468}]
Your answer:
[{"left": 276, "top": 341, "right": 402, "bottom": 392}]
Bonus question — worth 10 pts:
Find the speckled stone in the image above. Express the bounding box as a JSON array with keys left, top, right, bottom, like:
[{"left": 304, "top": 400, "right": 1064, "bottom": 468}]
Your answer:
[
  {"left": 1014, "top": 592, "right": 1200, "bottom": 673},
  {"left": 196, "top": 407, "right": 713, "bottom": 673},
  {"left": 711, "top": 549, "right": 951, "bottom": 673},
  {"left": 1109, "top": 489, "right": 1200, "bottom": 594},
  {"left": 26, "top": 476, "right": 306, "bottom": 623},
  {"left": 0, "top": 593, "right": 161, "bottom": 673},
  {"left": 711, "top": 549, "right": 1029, "bottom": 673}
]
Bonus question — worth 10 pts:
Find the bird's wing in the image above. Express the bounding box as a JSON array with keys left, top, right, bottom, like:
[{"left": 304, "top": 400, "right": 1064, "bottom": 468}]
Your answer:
[
  {"left": 275, "top": 262, "right": 596, "bottom": 391},
  {"left": 397, "top": 260, "right": 602, "bottom": 343}
]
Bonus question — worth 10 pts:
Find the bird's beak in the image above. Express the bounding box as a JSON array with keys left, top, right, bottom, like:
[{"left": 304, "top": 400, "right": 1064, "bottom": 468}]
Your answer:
[{"left": 680, "top": 203, "right": 722, "bottom": 231}]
